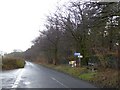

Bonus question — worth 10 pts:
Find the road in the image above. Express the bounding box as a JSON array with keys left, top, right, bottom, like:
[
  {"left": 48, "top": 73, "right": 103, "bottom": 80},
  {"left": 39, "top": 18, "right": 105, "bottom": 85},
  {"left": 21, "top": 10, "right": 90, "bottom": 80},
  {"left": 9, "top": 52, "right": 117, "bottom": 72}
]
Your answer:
[{"left": 1, "top": 61, "right": 97, "bottom": 88}]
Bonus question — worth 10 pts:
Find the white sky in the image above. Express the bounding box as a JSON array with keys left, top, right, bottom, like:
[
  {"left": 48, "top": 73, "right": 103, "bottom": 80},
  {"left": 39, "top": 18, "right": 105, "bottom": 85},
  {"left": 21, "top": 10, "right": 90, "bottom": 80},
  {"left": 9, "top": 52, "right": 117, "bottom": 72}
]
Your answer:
[{"left": 0, "top": 0, "right": 71, "bottom": 53}]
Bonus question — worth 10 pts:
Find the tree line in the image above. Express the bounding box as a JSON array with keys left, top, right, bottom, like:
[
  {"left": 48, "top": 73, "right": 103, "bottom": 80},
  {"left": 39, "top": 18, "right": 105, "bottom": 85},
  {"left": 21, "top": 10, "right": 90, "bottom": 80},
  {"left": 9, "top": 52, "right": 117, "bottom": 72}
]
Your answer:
[{"left": 24, "top": 1, "right": 120, "bottom": 69}]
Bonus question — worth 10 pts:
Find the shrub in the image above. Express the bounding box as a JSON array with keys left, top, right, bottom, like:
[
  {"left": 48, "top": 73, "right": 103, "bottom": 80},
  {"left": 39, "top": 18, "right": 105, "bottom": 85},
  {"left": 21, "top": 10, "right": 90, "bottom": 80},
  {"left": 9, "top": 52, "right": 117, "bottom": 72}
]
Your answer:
[
  {"left": 67, "top": 56, "right": 75, "bottom": 61},
  {"left": 2, "top": 58, "right": 25, "bottom": 70},
  {"left": 82, "top": 55, "right": 100, "bottom": 66},
  {"left": 104, "top": 54, "right": 118, "bottom": 69}
]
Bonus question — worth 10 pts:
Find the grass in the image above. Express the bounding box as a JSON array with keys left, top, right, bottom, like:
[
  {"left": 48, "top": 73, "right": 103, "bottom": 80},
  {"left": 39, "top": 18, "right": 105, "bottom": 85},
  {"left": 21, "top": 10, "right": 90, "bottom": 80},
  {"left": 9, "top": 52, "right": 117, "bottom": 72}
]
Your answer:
[
  {"left": 79, "top": 72, "right": 96, "bottom": 81},
  {"left": 2, "top": 57, "right": 25, "bottom": 70},
  {"left": 40, "top": 63, "right": 119, "bottom": 88},
  {"left": 42, "top": 64, "right": 88, "bottom": 77}
]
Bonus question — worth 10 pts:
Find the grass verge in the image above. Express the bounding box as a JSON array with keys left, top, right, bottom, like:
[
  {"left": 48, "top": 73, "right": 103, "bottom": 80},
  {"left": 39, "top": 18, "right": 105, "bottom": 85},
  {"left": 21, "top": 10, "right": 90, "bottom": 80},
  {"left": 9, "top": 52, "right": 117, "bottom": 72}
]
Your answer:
[{"left": 40, "top": 64, "right": 119, "bottom": 88}]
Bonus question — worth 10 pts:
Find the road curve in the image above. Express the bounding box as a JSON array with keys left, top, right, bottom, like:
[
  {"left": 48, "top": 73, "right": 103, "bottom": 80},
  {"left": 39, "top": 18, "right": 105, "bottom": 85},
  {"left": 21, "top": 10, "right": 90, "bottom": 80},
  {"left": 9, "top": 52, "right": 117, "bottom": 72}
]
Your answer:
[{"left": 1, "top": 61, "right": 97, "bottom": 88}]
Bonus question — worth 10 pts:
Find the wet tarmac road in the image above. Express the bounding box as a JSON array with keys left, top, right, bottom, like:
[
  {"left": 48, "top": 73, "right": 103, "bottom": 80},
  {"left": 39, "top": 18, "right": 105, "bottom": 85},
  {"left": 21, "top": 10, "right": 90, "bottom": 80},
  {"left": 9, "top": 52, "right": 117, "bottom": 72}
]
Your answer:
[{"left": 0, "top": 61, "right": 97, "bottom": 88}]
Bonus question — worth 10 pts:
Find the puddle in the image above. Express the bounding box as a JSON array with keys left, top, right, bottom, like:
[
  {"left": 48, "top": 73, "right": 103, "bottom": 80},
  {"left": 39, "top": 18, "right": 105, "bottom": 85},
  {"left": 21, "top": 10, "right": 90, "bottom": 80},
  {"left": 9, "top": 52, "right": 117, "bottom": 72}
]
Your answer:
[{"left": 0, "top": 69, "right": 22, "bottom": 88}]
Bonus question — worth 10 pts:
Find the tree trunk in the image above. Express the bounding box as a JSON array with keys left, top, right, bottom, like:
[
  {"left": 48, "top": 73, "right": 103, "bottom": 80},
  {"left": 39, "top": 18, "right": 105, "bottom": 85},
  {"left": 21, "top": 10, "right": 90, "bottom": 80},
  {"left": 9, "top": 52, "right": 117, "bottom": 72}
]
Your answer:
[
  {"left": 54, "top": 46, "right": 59, "bottom": 65},
  {"left": 118, "top": 45, "right": 120, "bottom": 88},
  {"left": 118, "top": 45, "right": 120, "bottom": 69}
]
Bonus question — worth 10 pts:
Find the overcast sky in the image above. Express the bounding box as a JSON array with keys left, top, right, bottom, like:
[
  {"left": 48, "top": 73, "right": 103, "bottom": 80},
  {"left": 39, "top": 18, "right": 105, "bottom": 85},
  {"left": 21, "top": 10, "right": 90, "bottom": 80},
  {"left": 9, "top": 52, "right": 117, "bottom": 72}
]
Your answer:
[{"left": 0, "top": 0, "right": 72, "bottom": 53}]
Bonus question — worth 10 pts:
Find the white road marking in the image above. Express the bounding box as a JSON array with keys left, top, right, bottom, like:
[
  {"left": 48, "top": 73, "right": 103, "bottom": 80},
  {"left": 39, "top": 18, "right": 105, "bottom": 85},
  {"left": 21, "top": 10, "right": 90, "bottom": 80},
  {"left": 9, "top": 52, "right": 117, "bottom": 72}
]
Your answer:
[
  {"left": 51, "top": 77, "right": 68, "bottom": 88},
  {"left": 15, "top": 69, "right": 21, "bottom": 75},
  {"left": 29, "top": 62, "right": 34, "bottom": 67},
  {"left": 26, "top": 61, "right": 34, "bottom": 67},
  {"left": 12, "top": 69, "right": 24, "bottom": 88}
]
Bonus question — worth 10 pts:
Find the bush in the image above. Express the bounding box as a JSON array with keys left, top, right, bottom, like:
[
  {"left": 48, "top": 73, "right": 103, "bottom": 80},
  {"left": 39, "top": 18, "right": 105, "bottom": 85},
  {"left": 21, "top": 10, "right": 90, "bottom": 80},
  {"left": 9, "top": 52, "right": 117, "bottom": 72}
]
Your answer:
[
  {"left": 16, "top": 59, "right": 25, "bottom": 68},
  {"left": 67, "top": 56, "right": 75, "bottom": 61},
  {"left": 82, "top": 55, "right": 100, "bottom": 66},
  {"left": 104, "top": 54, "right": 118, "bottom": 69},
  {"left": 81, "top": 56, "right": 89, "bottom": 66},
  {"left": 2, "top": 58, "right": 25, "bottom": 70}
]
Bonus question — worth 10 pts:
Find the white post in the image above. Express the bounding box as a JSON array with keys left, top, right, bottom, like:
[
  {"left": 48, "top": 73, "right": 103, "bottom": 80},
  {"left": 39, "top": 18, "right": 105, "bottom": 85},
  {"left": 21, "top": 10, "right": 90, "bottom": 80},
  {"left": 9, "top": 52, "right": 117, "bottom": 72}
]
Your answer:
[{"left": 78, "top": 55, "right": 83, "bottom": 67}]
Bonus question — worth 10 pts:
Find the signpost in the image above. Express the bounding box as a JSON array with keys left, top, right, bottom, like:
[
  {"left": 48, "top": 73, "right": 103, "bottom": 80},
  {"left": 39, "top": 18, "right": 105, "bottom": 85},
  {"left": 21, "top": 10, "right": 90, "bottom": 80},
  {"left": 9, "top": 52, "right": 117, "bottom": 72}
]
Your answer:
[
  {"left": 74, "top": 53, "right": 80, "bottom": 56},
  {"left": 74, "top": 52, "right": 83, "bottom": 67}
]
